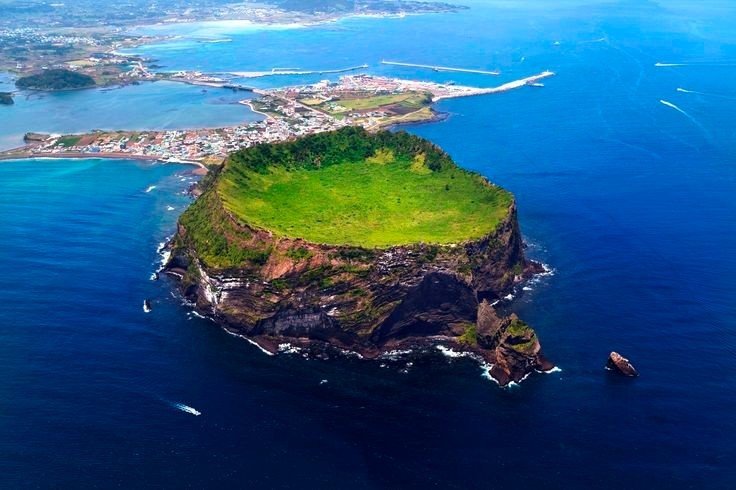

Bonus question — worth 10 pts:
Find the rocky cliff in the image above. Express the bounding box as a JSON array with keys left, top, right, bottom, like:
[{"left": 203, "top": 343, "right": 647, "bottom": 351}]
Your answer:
[{"left": 165, "top": 128, "right": 553, "bottom": 386}]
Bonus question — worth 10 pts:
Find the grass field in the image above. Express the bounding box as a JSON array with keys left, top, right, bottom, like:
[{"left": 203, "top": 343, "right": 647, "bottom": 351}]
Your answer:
[
  {"left": 55, "top": 135, "right": 82, "bottom": 147},
  {"left": 218, "top": 151, "right": 512, "bottom": 248},
  {"left": 337, "top": 92, "right": 429, "bottom": 111}
]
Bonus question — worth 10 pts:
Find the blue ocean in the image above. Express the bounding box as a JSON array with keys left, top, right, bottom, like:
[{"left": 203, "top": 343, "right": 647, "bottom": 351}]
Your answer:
[{"left": 1, "top": 1, "right": 735, "bottom": 487}]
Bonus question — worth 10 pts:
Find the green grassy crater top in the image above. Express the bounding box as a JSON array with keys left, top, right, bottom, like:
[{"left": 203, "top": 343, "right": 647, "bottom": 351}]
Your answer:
[{"left": 214, "top": 128, "right": 513, "bottom": 249}]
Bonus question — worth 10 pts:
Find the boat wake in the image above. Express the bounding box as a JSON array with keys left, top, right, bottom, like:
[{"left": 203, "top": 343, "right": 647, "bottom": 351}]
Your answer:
[
  {"left": 173, "top": 402, "right": 201, "bottom": 416},
  {"left": 659, "top": 99, "right": 688, "bottom": 115},
  {"left": 659, "top": 99, "right": 712, "bottom": 141},
  {"left": 656, "top": 62, "right": 736, "bottom": 67},
  {"left": 677, "top": 87, "right": 736, "bottom": 100}
]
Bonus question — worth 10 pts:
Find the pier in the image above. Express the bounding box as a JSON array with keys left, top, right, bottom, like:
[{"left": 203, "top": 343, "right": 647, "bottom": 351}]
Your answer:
[
  {"left": 227, "top": 64, "right": 369, "bottom": 79},
  {"left": 381, "top": 60, "right": 500, "bottom": 75},
  {"left": 432, "top": 71, "right": 556, "bottom": 101}
]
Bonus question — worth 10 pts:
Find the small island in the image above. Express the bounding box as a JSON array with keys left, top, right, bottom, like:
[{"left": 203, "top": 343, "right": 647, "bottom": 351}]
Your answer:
[
  {"left": 16, "top": 69, "right": 96, "bottom": 91},
  {"left": 0, "top": 92, "right": 13, "bottom": 105},
  {"left": 166, "top": 127, "right": 552, "bottom": 386}
]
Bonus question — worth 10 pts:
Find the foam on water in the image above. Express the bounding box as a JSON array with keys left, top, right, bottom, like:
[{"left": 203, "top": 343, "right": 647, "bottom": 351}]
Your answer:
[
  {"left": 659, "top": 99, "right": 713, "bottom": 141},
  {"left": 677, "top": 87, "right": 736, "bottom": 100},
  {"left": 538, "top": 366, "right": 563, "bottom": 374},
  {"left": 221, "top": 328, "right": 276, "bottom": 356},
  {"left": 173, "top": 402, "right": 201, "bottom": 416},
  {"left": 278, "top": 343, "right": 302, "bottom": 354}
]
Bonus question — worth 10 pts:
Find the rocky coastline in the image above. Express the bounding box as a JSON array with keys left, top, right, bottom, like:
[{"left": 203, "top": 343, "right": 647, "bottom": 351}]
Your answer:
[
  {"left": 165, "top": 198, "right": 552, "bottom": 387},
  {"left": 163, "top": 129, "right": 554, "bottom": 386}
]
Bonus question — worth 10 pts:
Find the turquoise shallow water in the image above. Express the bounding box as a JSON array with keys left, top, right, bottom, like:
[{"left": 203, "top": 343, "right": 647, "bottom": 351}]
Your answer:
[
  {"left": 1, "top": 1, "right": 736, "bottom": 488},
  {"left": 0, "top": 81, "right": 260, "bottom": 151}
]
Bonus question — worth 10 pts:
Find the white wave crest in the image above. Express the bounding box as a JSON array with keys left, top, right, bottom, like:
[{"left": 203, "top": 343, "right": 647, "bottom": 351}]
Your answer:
[
  {"left": 145, "top": 185, "right": 157, "bottom": 193},
  {"left": 506, "top": 372, "right": 531, "bottom": 388},
  {"left": 480, "top": 364, "right": 501, "bottom": 385},
  {"left": 222, "top": 329, "right": 275, "bottom": 356},
  {"left": 538, "top": 366, "right": 562, "bottom": 374},
  {"left": 436, "top": 345, "right": 473, "bottom": 359},
  {"left": 379, "top": 349, "right": 413, "bottom": 359},
  {"left": 278, "top": 343, "right": 302, "bottom": 354}
]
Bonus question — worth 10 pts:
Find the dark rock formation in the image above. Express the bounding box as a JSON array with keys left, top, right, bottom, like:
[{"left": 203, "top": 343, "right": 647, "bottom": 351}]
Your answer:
[
  {"left": 164, "top": 129, "right": 553, "bottom": 386},
  {"left": 23, "top": 132, "right": 48, "bottom": 143},
  {"left": 607, "top": 351, "right": 638, "bottom": 377},
  {"left": 165, "top": 198, "right": 552, "bottom": 386}
]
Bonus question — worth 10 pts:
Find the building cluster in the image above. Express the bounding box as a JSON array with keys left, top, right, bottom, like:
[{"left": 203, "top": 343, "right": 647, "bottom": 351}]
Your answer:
[
  {"left": 29, "top": 94, "right": 347, "bottom": 163},
  {"left": 0, "top": 28, "right": 100, "bottom": 47},
  {"left": 12, "top": 74, "right": 527, "bottom": 163},
  {"left": 269, "top": 75, "right": 463, "bottom": 104}
]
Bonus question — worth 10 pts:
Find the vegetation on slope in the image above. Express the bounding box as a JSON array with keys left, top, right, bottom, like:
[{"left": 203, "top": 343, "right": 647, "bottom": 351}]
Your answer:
[
  {"left": 16, "top": 69, "right": 96, "bottom": 91},
  {"left": 179, "top": 127, "right": 513, "bottom": 266},
  {"left": 179, "top": 190, "right": 272, "bottom": 269},
  {"left": 220, "top": 128, "right": 512, "bottom": 247}
]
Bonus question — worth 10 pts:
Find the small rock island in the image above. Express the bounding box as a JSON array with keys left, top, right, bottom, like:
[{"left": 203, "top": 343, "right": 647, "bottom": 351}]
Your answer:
[
  {"left": 15, "top": 69, "right": 96, "bottom": 91},
  {"left": 165, "top": 127, "right": 553, "bottom": 385}
]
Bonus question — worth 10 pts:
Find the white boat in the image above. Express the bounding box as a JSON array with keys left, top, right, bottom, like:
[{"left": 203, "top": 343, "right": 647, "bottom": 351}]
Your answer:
[{"left": 174, "top": 403, "right": 201, "bottom": 416}]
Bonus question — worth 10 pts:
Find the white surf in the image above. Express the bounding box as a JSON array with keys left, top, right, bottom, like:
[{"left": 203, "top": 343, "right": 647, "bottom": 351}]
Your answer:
[{"left": 173, "top": 403, "right": 201, "bottom": 416}]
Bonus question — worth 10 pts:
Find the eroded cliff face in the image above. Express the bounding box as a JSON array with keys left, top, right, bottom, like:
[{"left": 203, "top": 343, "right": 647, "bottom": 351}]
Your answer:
[{"left": 165, "top": 194, "right": 552, "bottom": 386}]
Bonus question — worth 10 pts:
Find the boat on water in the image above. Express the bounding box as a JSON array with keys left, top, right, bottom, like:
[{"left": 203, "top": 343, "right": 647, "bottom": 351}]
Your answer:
[
  {"left": 143, "top": 299, "right": 152, "bottom": 313},
  {"left": 174, "top": 403, "right": 201, "bottom": 416}
]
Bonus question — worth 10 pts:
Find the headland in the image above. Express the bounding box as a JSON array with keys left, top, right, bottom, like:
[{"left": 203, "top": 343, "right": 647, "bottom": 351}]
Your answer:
[{"left": 164, "top": 127, "right": 553, "bottom": 386}]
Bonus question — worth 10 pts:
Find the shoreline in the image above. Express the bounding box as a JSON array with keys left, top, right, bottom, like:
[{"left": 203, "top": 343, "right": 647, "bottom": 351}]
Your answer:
[
  {"left": 127, "top": 8, "right": 464, "bottom": 34},
  {"left": 165, "top": 253, "right": 553, "bottom": 389},
  {"left": 0, "top": 151, "right": 208, "bottom": 171}
]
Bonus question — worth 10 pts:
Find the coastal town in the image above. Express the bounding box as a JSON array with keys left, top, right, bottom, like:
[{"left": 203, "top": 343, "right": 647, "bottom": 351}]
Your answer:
[
  {"left": 0, "top": 0, "right": 464, "bottom": 81},
  {"left": 0, "top": 72, "right": 555, "bottom": 165}
]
